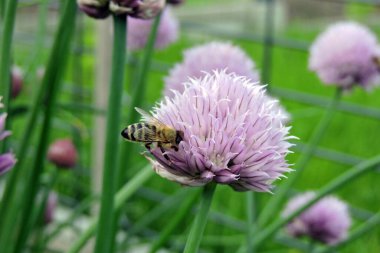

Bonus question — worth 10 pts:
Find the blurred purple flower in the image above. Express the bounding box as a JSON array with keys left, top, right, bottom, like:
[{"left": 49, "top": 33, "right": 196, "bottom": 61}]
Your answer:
[
  {"left": 111, "top": 0, "right": 165, "bottom": 19},
  {"left": 78, "top": 0, "right": 165, "bottom": 19},
  {"left": 11, "top": 66, "right": 23, "bottom": 99},
  {"left": 144, "top": 71, "right": 294, "bottom": 192},
  {"left": 0, "top": 98, "right": 16, "bottom": 176},
  {"left": 309, "top": 21, "right": 380, "bottom": 90},
  {"left": 282, "top": 191, "right": 351, "bottom": 245},
  {"left": 167, "top": 0, "right": 185, "bottom": 5},
  {"left": 77, "top": 0, "right": 111, "bottom": 19},
  {"left": 127, "top": 8, "right": 179, "bottom": 51},
  {"left": 44, "top": 192, "right": 58, "bottom": 225},
  {"left": 164, "top": 41, "right": 260, "bottom": 98},
  {"left": 47, "top": 139, "right": 78, "bottom": 169}
]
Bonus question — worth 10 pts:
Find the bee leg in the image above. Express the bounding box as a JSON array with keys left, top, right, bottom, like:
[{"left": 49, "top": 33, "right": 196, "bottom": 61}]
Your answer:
[
  {"left": 171, "top": 145, "right": 178, "bottom": 152},
  {"left": 145, "top": 143, "right": 152, "bottom": 151},
  {"left": 158, "top": 144, "right": 170, "bottom": 161}
]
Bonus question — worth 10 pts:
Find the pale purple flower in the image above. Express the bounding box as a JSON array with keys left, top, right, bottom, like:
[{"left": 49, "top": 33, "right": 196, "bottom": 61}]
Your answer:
[
  {"left": 127, "top": 8, "right": 179, "bottom": 51},
  {"left": 143, "top": 71, "right": 294, "bottom": 192},
  {"left": 309, "top": 21, "right": 380, "bottom": 90},
  {"left": 164, "top": 42, "right": 260, "bottom": 98},
  {"left": 0, "top": 97, "right": 16, "bottom": 176},
  {"left": 282, "top": 192, "right": 351, "bottom": 245}
]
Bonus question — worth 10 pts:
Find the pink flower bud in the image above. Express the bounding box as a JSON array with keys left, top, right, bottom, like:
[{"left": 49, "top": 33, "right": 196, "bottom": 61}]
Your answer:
[{"left": 47, "top": 139, "right": 78, "bottom": 169}]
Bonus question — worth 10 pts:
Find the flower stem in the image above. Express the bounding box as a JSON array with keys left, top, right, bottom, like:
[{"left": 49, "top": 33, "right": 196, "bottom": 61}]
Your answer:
[
  {"left": 68, "top": 166, "right": 154, "bottom": 253},
  {"left": 149, "top": 189, "right": 201, "bottom": 253},
  {"left": 0, "top": 1, "right": 77, "bottom": 252},
  {"left": 117, "top": 12, "right": 162, "bottom": 186},
  {"left": 246, "top": 191, "right": 256, "bottom": 253},
  {"left": 251, "top": 153, "right": 380, "bottom": 247},
  {"left": 313, "top": 210, "right": 380, "bottom": 253},
  {"left": 11, "top": 3, "right": 77, "bottom": 253},
  {"left": 93, "top": 13, "right": 127, "bottom": 253},
  {"left": 258, "top": 88, "right": 342, "bottom": 227},
  {"left": 0, "top": 0, "right": 18, "bottom": 149},
  {"left": 183, "top": 183, "right": 217, "bottom": 253}
]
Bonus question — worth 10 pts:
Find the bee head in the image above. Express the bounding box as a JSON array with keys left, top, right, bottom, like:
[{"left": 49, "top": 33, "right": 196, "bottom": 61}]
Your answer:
[{"left": 175, "top": 131, "right": 184, "bottom": 145}]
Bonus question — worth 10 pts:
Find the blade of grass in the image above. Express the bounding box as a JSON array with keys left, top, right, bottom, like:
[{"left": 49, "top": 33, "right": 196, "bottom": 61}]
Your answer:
[
  {"left": 251, "top": 153, "right": 380, "bottom": 247},
  {"left": 117, "top": 12, "right": 162, "bottom": 186},
  {"left": 149, "top": 189, "right": 201, "bottom": 253},
  {"left": 68, "top": 165, "right": 154, "bottom": 253},
  {"left": 258, "top": 88, "right": 342, "bottom": 227},
  {"left": 93, "top": 13, "right": 127, "bottom": 253},
  {"left": 11, "top": 1, "right": 78, "bottom": 252},
  {"left": 0, "top": 0, "right": 18, "bottom": 148},
  {"left": 183, "top": 183, "right": 217, "bottom": 253}
]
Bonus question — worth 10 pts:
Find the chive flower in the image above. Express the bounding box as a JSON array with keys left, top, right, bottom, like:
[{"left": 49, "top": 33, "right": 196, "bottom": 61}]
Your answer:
[
  {"left": 0, "top": 98, "right": 16, "bottom": 176},
  {"left": 47, "top": 139, "right": 78, "bottom": 169},
  {"left": 164, "top": 41, "right": 260, "bottom": 98},
  {"left": 78, "top": 0, "right": 165, "bottom": 19},
  {"left": 309, "top": 21, "right": 380, "bottom": 90},
  {"left": 282, "top": 192, "right": 351, "bottom": 245},
  {"left": 145, "top": 71, "right": 294, "bottom": 192},
  {"left": 127, "top": 8, "right": 179, "bottom": 51}
]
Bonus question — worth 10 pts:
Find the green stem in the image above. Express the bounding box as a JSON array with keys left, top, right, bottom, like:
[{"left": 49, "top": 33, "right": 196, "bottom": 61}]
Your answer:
[
  {"left": 0, "top": 0, "right": 18, "bottom": 149},
  {"left": 12, "top": 1, "right": 77, "bottom": 252},
  {"left": 246, "top": 191, "right": 255, "bottom": 253},
  {"left": 149, "top": 190, "right": 201, "bottom": 253},
  {"left": 68, "top": 166, "right": 154, "bottom": 253},
  {"left": 0, "top": 1, "right": 77, "bottom": 252},
  {"left": 251, "top": 153, "right": 380, "bottom": 247},
  {"left": 117, "top": 12, "right": 162, "bottom": 186},
  {"left": 183, "top": 183, "right": 217, "bottom": 253},
  {"left": 258, "top": 88, "right": 342, "bottom": 227},
  {"left": 127, "top": 188, "right": 190, "bottom": 238},
  {"left": 313, "top": 210, "right": 380, "bottom": 253},
  {"left": 33, "top": 169, "right": 60, "bottom": 253},
  {"left": 93, "top": 14, "right": 127, "bottom": 253}
]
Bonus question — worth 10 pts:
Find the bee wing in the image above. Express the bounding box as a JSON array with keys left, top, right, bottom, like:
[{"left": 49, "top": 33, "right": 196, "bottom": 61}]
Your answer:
[{"left": 135, "top": 107, "right": 169, "bottom": 128}]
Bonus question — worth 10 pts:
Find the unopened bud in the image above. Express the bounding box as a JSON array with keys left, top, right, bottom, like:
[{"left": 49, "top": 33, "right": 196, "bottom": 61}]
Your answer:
[
  {"left": 11, "top": 66, "right": 23, "bottom": 98},
  {"left": 47, "top": 139, "right": 78, "bottom": 169},
  {"left": 110, "top": 0, "right": 165, "bottom": 19},
  {"left": 77, "top": 0, "right": 111, "bottom": 19}
]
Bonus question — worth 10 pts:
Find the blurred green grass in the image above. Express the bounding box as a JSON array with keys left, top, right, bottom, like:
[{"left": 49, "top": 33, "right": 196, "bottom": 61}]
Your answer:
[{"left": 8, "top": 1, "right": 380, "bottom": 252}]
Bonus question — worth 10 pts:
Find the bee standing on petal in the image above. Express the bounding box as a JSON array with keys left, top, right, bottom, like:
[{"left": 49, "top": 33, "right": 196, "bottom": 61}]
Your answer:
[{"left": 121, "top": 107, "right": 183, "bottom": 160}]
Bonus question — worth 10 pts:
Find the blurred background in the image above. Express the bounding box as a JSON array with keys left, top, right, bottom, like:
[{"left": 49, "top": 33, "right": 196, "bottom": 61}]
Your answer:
[{"left": 5, "top": 0, "right": 380, "bottom": 252}]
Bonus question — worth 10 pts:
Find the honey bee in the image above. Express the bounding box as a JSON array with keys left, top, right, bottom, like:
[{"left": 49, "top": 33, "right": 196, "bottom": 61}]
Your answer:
[{"left": 121, "top": 108, "right": 183, "bottom": 158}]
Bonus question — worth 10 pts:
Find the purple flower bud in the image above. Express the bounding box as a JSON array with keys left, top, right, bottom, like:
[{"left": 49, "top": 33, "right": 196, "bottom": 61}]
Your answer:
[
  {"left": 167, "top": 0, "right": 185, "bottom": 6},
  {"left": 127, "top": 8, "right": 179, "bottom": 51},
  {"left": 44, "top": 192, "right": 58, "bottom": 225},
  {"left": 309, "top": 21, "right": 380, "bottom": 90},
  {"left": 164, "top": 42, "right": 260, "bottom": 98},
  {"left": 47, "top": 139, "right": 78, "bottom": 169},
  {"left": 11, "top": 66, "right": 23, "bottom": 99},
  {"left": 0, "top": 100, "right": 16, "bottom": 176},
  {"left": 0, "top": 153, "right": 16, "bottom": 176},
  {"left": 282, "top": 192, "right": 352, "bottom": 245},
  {"left": 111, "top": 0, "right": 165, "bottom": 19},
  {"left": 144, "top": 71, "right": 294, "bottom": 191},
  {"left": 77, "top": 0, "right": 110, "bottom": 19}
]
